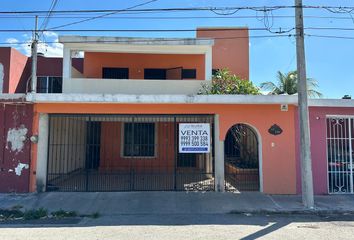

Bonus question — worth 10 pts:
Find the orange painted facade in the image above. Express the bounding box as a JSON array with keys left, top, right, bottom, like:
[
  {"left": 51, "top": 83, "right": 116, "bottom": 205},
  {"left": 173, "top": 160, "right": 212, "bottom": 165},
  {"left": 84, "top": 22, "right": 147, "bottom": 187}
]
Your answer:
[
  {"left": 83, "top": 52, "right": 205, "bottom": 79},
  {"left": 33, "top": 103, "right": 297, "bottom": 194},
  {"left": 197, "top": 28, "right": 250, "bottom": 79}
]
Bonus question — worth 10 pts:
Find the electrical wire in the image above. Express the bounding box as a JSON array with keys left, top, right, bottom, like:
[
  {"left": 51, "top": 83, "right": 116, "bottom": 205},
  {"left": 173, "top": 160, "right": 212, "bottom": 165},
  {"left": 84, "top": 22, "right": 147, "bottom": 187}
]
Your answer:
[
  {"left": 0, "top": 34, "right": 296, "bottom": 46},
  {"left": 1, "top": 27, "right": 354, "bottom": 32},
  {"left": 0, "top": 28, "right": 290, "bottom": 32},
  {"left": 0, "top": 5, "right": 354, "bottom": 15},
  {"left": 48, "top": 0, "right": 159, "bottom": 30},
  {"left": 40, "top": 0, "right": 59, "bottom": 30},
  {"left": 306, "top": 34, "right": 354, "bottom": 40}
]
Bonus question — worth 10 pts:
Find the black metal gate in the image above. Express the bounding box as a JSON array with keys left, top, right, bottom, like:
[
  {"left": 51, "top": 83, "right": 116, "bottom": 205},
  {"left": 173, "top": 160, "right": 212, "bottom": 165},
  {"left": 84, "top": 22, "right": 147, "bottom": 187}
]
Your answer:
[
  {"left": 46, "top": 114, "right": 214, "bottom": 192},
  {"left": 224, "top": 124, "right": 259, "bottom": 192}
]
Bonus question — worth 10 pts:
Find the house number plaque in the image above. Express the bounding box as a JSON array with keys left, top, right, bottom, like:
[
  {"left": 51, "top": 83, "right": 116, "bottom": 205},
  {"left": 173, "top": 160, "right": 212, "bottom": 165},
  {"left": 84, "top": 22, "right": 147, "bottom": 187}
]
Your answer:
[{"left": 268, "top": 124, "right": 283, "bottom": 136}]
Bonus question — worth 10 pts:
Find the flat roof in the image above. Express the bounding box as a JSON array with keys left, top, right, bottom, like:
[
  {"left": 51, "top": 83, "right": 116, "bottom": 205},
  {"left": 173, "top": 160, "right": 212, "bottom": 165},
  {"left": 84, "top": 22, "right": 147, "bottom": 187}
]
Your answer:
[
  {"left": 59, "top": 36, "right": 214, "bottom": 46},
  {"left": 196, "top": 26, "right": 248, "bottom": 30}
]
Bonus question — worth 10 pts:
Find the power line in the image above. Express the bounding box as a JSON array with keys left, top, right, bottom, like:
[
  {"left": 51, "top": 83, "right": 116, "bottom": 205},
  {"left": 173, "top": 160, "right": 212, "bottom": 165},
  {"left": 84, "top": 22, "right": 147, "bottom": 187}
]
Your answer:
[
  {"left": 0, "top": 28, "right": 291, "bottom": 32},
  {"left": 4, "top": 34, "right": 354, "bottom": 47},
  {"left": 40, "top": 0, "right": 59, "bottom": 30},
  {"left": 1, "top": 27, "right": 354, "bottom": 33},
  {"left": 40, "top": 0, "right": 60, "bottom": 48},
  {"left": 0, "top": 6, "right": 299, "bottom": 14},
  {"left": 306, "top": 34, "right": 354, "bottom": 40},
  {"left": 3, "top": 34, "right": 354, "bottom": 48},
  {"left": 48, "top": 0, "right": 159, "bottom": 30},
  {"left": 0, "top": 5, "right": 354, "bottom": 15},
  {"left": 0, "top": 15, "right": 353, "bottom": 20},
  {"left": 0, "top": 34, "right": 296, "bottom": 46},
  {"left": 306, "top": 27, "right": 354, "bottom": 31}
]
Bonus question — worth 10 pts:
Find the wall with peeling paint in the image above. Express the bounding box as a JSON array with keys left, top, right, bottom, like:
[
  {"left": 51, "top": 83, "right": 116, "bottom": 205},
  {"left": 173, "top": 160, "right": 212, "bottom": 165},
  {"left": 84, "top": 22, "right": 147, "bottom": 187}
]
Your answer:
[{"left": 0, "top": 102, "right": 33, "bottom": 192}]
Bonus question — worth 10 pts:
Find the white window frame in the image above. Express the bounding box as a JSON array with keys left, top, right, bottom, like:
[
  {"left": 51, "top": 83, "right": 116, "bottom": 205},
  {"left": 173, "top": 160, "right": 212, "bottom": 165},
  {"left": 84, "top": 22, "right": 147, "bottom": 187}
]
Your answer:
[{"left": 37, "top": 76, "right": 62, "bottom": 93}]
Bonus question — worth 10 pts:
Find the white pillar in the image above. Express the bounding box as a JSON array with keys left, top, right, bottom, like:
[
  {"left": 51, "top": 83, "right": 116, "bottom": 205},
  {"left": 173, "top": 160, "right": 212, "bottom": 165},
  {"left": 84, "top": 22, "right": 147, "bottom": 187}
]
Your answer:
[
  {"left": 62, "top": 47, "right": 72, "bottom": 93},
  {"left": 214, "top": 114, "right": 225, "bottom": 192},
  {"left": 36, "top": 113, "right": 49, "bottom": 192},
  {"left": 205, "top": 48, "right": 212, "bottom": 81}
]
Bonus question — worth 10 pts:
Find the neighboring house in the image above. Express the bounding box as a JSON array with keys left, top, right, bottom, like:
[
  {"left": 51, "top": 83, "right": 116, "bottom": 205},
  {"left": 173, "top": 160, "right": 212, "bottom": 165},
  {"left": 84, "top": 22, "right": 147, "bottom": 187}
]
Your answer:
[{"left": 0, "top": 27, "right": 353, "bottom": 195}]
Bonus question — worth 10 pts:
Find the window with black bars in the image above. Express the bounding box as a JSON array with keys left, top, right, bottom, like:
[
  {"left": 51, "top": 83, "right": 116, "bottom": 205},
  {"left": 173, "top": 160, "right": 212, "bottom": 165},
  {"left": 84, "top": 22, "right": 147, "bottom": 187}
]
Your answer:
[{"left": 123, "top": 122, "right": 155, "bottom": 157}]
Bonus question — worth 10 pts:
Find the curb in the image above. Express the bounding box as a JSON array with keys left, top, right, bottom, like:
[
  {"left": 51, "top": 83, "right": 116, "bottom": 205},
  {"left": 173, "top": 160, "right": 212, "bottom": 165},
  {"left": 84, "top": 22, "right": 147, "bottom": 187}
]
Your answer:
[{"left": 229, "top": 209, "right": 354, "bottom": 215}]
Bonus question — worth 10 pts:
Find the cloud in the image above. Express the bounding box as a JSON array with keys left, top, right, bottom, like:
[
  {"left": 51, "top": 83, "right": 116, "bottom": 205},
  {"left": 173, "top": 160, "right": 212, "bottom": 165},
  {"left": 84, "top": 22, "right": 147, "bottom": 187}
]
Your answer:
[
  {"left": 6, "top": 38, "right": 19, "bottom": 44},
  {"left": 6, "top": 31, "right": 63, "bottom": 57},
  {"left": 43, "top": 31, "right": 58, "bottom": 38},
  {"left": 38, "top": 39, "right": 63, "bottom": 57}
]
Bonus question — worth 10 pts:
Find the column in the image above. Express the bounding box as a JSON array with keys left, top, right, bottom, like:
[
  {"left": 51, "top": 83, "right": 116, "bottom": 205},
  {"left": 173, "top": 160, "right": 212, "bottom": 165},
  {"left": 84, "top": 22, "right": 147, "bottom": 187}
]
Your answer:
[
  {"left": 36, "top": 113, "right": 49, "bottom": 192},
  {"left": 214, "top": 114, "right": 225, "bottom": 192},
  {"left": 62, "top": 47, "right": 72, "bottom": 93},
  {"left": 205, "top": 48, "right": 212, "bottom": 81}
]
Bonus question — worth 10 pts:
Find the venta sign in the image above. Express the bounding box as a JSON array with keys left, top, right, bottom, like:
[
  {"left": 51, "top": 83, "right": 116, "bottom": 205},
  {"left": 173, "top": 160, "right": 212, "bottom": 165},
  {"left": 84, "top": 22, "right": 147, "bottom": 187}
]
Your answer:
[{"left": 179, "top": 123, "right": 210, "bottom": 153}]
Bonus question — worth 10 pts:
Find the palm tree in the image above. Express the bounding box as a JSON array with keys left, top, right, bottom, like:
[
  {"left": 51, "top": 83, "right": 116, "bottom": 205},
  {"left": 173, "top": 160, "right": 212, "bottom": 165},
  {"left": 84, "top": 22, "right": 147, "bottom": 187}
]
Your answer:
[{"left": 260, "top": 71, "right": 322, "bottom": 98}]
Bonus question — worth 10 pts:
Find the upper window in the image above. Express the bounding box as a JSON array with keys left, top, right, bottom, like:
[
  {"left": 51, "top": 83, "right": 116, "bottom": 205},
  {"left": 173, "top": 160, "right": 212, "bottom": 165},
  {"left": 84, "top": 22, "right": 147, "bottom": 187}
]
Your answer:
[
  {"left": 182, "top": 69, "right": 197, "bottom": 79},
  {"left": 144, "top": 69, "right": 166, "bottom": 80},
  {"left": 144, "top": 68, "right": 196, "bottom": 80},
  {"left": 123, "top": 123, "right": 155, "bottom": 157},
  {"left": 37, "top": 76, "right": 62, "bottom": 93},
  {"left": 102, "top": 68, "right": 129, "bottom": 79}
]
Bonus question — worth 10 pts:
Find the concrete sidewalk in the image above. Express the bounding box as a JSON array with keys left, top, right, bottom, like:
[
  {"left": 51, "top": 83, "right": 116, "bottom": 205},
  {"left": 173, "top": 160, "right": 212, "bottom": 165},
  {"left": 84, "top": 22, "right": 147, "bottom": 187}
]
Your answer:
[{"left": 1, "top": 192, "right": 354, "bottom": 215}]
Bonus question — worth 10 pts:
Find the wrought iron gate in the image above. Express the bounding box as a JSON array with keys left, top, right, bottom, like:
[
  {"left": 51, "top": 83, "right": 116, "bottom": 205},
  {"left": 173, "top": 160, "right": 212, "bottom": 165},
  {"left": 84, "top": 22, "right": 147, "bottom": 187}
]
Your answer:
[
  {"left": 46, "top": 114, "right": 214, "bottom": 192},
  {"left": 327, "top": 116, "right": 354, "bottom": 194},
  {"left": 224, "top": 124, "right": 259, "bottom": 192}
]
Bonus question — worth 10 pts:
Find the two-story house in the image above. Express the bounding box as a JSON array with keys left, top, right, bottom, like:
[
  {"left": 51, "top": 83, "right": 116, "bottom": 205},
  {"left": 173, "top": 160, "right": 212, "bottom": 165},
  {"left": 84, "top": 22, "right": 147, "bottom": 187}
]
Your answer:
[{"left": 1, "top": 27, "right": 353, "bottom": 195}]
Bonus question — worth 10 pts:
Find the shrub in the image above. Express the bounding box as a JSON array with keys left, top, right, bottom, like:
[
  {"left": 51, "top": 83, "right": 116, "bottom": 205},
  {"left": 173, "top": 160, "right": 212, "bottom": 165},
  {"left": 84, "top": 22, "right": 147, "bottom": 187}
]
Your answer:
[
  {"left": 23, "top": 208, "right": 48, "bottom": 220},
  {"left": 52, "top": 209, "right": 77, "bottom": 218},
  {"left": 0, "top": 209, "right": 24, "bottom": 220},
  {"left": 199, "top": 69, "right": 261, "bottom": 95}
]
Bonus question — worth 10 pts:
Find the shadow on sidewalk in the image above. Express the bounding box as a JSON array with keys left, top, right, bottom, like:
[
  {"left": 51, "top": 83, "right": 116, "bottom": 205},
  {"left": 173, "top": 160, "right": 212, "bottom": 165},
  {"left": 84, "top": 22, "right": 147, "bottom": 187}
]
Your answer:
[{"left": 1, "top": 191, "right": 354, "bottom": 240}]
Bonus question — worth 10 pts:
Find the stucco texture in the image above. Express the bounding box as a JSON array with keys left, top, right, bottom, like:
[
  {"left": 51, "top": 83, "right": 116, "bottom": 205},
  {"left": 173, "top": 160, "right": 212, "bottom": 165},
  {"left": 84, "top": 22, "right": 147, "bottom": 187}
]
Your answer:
[
  {"left": 296, "top": 107, "right": 354, "bottom": 195},
  {"left": 196, "top": 28, "right": 249, "bottom": 80},
  {"left": 83, "top": 52, "right": 205, "bottom": 80},
  {"left": 33, "top": 103, "right": 297, "bottom": 194}
]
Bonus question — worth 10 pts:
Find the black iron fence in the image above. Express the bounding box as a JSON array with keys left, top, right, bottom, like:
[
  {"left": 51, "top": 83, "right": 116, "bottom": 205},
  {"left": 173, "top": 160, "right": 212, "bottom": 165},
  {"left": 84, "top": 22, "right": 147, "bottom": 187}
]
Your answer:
[{"left": 46, "top": 114, "right": 214, "bottom": 192}]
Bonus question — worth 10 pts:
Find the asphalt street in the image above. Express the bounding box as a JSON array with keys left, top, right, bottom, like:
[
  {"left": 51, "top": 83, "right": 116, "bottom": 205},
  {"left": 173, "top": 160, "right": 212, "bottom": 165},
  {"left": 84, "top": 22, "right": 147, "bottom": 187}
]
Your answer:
[{"left": 1, "top": 213, "right": 354, "bottom": 240}]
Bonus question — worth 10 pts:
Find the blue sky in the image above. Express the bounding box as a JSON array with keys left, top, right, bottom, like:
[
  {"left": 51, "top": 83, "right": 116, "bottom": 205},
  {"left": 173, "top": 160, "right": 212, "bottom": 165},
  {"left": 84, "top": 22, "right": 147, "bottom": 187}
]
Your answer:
[{"left": 1, "top": 0, "right": 354, "bottom": 98}]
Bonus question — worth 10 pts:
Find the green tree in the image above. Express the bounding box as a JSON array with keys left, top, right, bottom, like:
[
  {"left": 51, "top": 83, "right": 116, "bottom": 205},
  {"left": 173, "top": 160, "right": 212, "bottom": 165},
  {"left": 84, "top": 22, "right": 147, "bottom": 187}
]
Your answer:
[
  {"left": 260, "top": 70, "right": 322, "bottom": 98},
  {"left": 199, "top": 69, "right": 260, "bottom": 95}
]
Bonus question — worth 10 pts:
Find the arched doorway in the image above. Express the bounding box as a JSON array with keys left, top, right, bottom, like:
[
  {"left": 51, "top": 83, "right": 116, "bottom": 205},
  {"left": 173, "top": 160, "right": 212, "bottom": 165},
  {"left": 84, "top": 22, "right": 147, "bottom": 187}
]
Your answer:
[{"left": 224, "top": 124, "right": 260, "bottom": 192}]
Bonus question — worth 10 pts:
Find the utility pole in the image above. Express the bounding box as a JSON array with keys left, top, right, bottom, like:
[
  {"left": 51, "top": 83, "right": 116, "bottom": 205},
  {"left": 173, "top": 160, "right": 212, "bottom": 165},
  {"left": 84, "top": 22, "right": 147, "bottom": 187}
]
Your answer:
[
  {"left": 31, "top": 15, "right": 38, "bottom": 93},
  {"left": 295, "top": 0, "right": 315, "bottom": 208}
]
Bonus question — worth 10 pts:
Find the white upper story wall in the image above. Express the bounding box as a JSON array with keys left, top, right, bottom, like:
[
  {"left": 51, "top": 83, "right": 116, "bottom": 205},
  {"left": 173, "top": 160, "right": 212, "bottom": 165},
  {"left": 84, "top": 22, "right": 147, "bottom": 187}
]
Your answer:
[{"left": 60, "top": 36, "right": 214, "bottom": 95}]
